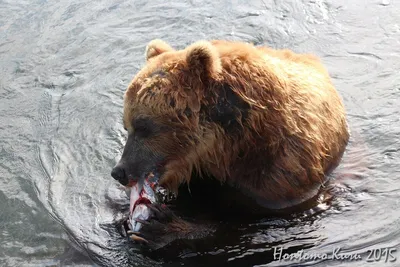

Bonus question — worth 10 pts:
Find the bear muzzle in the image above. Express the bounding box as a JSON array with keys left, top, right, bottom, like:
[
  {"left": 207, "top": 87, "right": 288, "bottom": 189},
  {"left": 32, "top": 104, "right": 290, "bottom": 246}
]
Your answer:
[
  {"left": 111, "top": 163, "right": 129, "bottom": 185},
  {"left": 111, "top": 159, "right": 163, "bottom": 186}
]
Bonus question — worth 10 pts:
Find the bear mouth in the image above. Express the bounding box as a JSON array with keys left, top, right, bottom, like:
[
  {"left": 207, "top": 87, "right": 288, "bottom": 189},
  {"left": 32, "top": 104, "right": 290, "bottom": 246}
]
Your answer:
[{"left": 128, "top": 174, "right": 157, "bottom": 211}]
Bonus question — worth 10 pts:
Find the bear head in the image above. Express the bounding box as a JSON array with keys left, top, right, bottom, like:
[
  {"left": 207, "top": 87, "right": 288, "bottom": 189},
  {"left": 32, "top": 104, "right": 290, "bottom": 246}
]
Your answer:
[{"left": 111, "top": 40, "right": 250, "bottom": 192}]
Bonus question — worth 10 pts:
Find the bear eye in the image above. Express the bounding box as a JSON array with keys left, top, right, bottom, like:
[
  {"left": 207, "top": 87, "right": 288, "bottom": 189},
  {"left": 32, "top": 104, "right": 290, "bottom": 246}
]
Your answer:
[{"left": 132, "top": 117, "right": 155, "bottom": 138}]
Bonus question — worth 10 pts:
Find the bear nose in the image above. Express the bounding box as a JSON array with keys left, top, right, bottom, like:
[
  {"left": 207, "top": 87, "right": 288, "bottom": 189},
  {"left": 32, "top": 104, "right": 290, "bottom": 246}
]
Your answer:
[{"left": 111, "top": 165, "right": 126, "bottom": 183}]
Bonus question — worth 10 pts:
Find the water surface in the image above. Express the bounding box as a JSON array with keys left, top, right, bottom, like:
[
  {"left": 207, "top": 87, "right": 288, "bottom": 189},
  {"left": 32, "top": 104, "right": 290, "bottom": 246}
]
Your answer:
[{"left": 1, "top": 0, "right": 399, "bottom": 266}]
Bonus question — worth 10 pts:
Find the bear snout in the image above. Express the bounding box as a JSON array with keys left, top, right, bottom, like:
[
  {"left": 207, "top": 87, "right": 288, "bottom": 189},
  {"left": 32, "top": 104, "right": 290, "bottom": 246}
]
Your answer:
[{"left": 111, "top": 163, "right": 128, "bottom": 185}]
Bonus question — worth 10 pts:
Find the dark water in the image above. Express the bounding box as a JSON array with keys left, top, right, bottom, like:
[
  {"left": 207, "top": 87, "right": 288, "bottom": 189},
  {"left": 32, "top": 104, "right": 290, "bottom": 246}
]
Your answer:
[{"left": 1, "top": 0, "right": 399, "bottom": 266}]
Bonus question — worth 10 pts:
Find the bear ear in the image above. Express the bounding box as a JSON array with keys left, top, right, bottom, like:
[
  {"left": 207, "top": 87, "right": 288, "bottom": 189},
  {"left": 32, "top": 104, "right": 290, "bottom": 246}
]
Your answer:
[
  {"left": 145, "top": 39, "right": 174, "bottom": 61},
  {"left": 185, "top": 41, "right": 221, "bottom": 80}
]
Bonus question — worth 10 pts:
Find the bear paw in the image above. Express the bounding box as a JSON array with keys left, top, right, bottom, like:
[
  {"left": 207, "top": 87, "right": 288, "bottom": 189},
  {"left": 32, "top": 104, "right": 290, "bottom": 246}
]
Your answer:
[{"left": 127, "top": 203, "right": 188, "bottom": 250}]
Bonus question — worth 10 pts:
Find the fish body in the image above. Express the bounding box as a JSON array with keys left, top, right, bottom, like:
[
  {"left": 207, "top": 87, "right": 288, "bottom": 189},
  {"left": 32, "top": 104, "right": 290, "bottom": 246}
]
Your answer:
[{"left": 128, "top": 177, "right": 157, "bottom": 232}]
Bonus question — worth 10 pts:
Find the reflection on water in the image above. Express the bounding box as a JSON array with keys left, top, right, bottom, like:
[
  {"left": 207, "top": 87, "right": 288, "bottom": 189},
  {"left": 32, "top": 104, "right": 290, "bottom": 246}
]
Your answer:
[{"left": 1, "top": 0, "right": 399, "bottom": 266}]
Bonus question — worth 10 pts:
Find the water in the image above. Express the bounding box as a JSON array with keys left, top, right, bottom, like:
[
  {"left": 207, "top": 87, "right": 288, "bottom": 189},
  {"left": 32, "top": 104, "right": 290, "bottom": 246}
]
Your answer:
[{"left": 1, "top": 0, "right": 399, "bottom": 266}]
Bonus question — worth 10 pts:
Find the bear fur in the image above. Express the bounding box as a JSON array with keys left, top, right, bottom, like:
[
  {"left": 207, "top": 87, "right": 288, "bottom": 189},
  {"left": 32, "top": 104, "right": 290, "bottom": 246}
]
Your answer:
[{"left": 117, "top": 39, "right": 349, "bottom": 248}]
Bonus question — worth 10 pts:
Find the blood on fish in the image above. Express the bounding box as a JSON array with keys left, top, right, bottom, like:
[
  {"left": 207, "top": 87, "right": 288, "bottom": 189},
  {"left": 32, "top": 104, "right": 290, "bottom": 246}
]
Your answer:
[{"left": 128, "top": 174, "right": 157, "bottom": 232}]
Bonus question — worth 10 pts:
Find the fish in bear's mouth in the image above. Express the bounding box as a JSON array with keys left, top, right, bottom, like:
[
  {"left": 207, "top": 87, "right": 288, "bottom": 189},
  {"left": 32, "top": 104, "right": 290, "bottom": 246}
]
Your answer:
[{"left": 126, "top": 173, "right": 167, "bottom": 232}]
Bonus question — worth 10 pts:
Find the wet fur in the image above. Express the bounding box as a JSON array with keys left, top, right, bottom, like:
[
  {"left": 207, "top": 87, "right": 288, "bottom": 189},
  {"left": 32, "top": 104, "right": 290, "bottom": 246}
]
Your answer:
[{"left": 123, "top": 39, "right": 349, "bottom": 210}]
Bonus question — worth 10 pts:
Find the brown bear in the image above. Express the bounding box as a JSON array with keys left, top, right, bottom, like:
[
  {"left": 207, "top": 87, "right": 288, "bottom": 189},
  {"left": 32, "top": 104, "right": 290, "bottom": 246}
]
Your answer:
[{"left": 111, "top": 39, "right": 349, "bottom": 250}]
